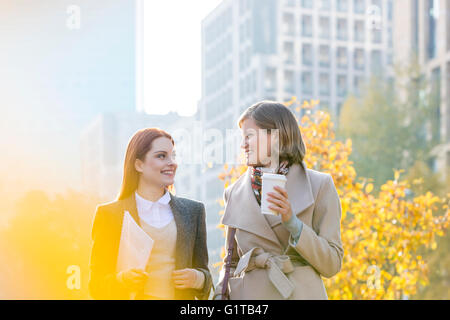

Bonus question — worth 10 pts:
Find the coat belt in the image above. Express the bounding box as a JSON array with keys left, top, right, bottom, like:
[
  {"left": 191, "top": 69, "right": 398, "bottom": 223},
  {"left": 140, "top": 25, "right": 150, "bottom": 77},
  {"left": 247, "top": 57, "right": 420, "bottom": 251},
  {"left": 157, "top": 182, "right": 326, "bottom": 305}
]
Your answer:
[{"left": 233, "top": 247, "right": 296, "bottom": 299}]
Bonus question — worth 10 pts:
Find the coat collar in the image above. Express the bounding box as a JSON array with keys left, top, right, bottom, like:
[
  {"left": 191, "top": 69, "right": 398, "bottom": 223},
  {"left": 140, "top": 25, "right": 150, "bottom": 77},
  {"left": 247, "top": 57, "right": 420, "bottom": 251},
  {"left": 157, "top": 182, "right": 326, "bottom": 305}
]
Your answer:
[{"left": 221, "top": 161, "right": 315, "bottom": 247}]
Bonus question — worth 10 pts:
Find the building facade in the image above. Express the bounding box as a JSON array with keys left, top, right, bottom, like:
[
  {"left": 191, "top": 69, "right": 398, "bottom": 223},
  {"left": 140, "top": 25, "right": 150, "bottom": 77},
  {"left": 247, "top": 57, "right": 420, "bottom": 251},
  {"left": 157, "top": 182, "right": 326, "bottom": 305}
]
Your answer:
[{"left": 393, "top": 0, "right": 450, "bottom": 179}]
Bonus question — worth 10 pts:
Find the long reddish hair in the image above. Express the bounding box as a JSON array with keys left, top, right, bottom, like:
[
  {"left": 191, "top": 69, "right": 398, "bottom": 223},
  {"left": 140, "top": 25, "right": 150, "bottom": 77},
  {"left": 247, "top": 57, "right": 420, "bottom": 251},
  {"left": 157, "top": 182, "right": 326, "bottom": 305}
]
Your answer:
[{"left": 117, "top": 128, "right": 174, "bottom": 201}]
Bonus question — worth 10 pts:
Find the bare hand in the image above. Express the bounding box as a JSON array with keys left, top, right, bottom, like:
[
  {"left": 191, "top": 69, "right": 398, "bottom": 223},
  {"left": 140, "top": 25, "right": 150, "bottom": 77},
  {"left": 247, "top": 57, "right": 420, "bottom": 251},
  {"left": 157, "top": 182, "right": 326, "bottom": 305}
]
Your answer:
[
  {"left": 117, "top": 268, "right": 149, "bottom": 292},
  {"left": 267, "top": 186, "right": 293, "bottom": 223},
  {"left": 172, "top": 268, "right": 198, "bottom": 289}
]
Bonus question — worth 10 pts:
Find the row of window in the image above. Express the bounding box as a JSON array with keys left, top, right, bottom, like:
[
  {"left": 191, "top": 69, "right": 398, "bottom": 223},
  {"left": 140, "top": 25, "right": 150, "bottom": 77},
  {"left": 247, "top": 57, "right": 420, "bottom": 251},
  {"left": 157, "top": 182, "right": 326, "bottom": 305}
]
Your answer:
[
  {"left": 284, "top": 14, "right": 386, "bottom": 43},
  {"left": 266, "top": 69, "right": 367, "bottom": 97},
  {"left": 287, "top": 44, "right": 384, "bottom": 70},
  {"left": 205, "top": 61, "right": 232, "bottom": 95},
  {"left": 206, "top": 88, "right": 233, "bottom": 120},
  {"left": 287, "top": 0, "right": 390, "bottom": 17},
  {"left": 239, "top": 0, "right": 252, "bottom": 16},
  {"left": 205, "top": 34, "right": 232, "bottom": 70},
  {"left": 204, "top": 8, "right": 233, "bottom": 45},
  {"left": 239, "top": 18, "right": 252, "bottom": 43},
  {"left": 239, "top": 71, "right": 258, "bottom": 99},
  {"left": 239, "top": 45, "right": 252, "bottom": 71}
]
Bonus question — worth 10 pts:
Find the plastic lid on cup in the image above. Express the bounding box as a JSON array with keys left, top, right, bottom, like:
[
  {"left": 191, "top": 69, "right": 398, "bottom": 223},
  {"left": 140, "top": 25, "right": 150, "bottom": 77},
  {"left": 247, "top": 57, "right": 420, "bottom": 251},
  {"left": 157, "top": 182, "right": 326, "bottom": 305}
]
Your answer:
[{"left": 262, "top": 173, "right": 287, "bottom": 181}]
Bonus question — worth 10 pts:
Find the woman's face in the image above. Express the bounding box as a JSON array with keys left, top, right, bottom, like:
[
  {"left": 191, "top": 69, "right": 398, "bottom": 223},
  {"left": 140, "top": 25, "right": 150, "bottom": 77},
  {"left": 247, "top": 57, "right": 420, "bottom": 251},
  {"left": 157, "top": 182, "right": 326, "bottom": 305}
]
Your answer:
[
  {"left": 240, "top": 118, "right": 272, "bottom": 167},
  {"left": 135, "top": 136, "right": 177, "bottom": 188}
]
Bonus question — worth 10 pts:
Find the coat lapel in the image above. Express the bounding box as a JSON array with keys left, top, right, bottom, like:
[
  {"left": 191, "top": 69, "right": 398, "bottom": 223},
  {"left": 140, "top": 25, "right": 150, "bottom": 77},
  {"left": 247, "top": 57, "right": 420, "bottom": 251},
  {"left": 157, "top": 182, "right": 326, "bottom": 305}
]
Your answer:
[
  {"left": 120, "top": 191, "right": 193, "bottom": 270},
  {"left": 222, "top": 167, "right": 282, "bottom": 247},
  {"left": 222, "top": 161, "right": 315, "bottom": 245},
  {"left": 168, "top": 192, "right": 193, "bottom": 269},
  {"left": 264, "top": 161, "right": 315, "bottom": 227},
  {"left": 121, "top": 192, "right": 141, "bottom": 227}
]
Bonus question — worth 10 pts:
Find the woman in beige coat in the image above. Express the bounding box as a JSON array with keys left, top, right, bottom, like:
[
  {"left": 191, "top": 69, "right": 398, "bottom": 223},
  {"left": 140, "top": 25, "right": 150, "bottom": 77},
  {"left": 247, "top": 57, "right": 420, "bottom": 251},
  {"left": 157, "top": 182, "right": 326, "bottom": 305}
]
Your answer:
[{"left": 213, "top": 101, "right": 343, "bottom": 300}]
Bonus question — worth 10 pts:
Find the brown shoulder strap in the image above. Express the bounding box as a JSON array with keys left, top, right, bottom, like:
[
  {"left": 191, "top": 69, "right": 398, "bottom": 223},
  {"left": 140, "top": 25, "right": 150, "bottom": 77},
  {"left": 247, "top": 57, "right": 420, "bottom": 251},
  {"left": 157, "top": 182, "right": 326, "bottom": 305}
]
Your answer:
[{"left": 221, "top": 227, "right": 236, "bottom": 299}]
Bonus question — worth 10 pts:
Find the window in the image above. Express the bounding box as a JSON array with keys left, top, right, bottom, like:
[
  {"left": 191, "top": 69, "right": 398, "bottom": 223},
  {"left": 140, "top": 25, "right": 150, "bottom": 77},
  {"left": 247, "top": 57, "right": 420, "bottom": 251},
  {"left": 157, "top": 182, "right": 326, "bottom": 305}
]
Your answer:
[
  {"left": 354, "top": 20, "right": 365, "bottom": 42},
  {"left": 239, "top": 49, "right": 245, "bottom": 71},
  {"left": 387, "top": 27, "right": 393, "bottom": 47},
  {"left": 337, "top": 47, "right": 348, "bottom": 68},
  {"left": 372, "top": 0, "right": 382, "bottom": 11},
  {"left": 284, "top": 70, "right": 295, "bottom": 93},
  {"left": 239, "top": 0, "right": 247, "bottom": 16},
  {"left": 337, "top": 102, "right": 343, "bottom": 117},
  {"left": 354, "top": 0, "right": 365, "bottom": 13},
  {"left": 265, "top": 68, "right": 277, "bottom": 91},
  {"left": 372, "top": 28, "right": 382, "bottom": 44},
  {"left": 337, "top": 0, "right": 348, "bottom": 12},
  {"left": 319, "top": 45, "right": 330, "bottom": 67},
  {"left": 246, "top": 18, "right": 252, "bottom": 40},
  {"left": 431, "top": 67, "right": 441, "bottom": 142},
  {"left": 427, "top": 0, "right": 439, "bottom": 60},
  {"left": 320, "top": 100, "right": 330, "bottom": 112},
  {"left": 387, "top": 0, "right": 393, "bottom": 21},
  {"left": 319, "top": 17, "right": 330, "bottom": 39},
  {"left": 320, "top": 0, "right": 331, "bottom": 11},
  {"left": 319, "top": 73, "right": 330, "bottom": 96},
  {"left": 354, "top": 76, "right": 364, "bottom": 95},
  {"left": 283, "top": 13, "right": 295, "bottom": 36},
  {"left": 371, "top": 50, "right": 382, "bottom": 73},
  {"left": 285, "top": 0, "right": 296, "bottom": 6},
  {"left": 246, "top": 45, "right": 252, "bottom": 67},
  {"left": 302, "top": 15, "right": 313, "bottom": 37},
  {"left": 337, "top": 19, "right": 348, "bottom": 40},
  {"left": 354, "top": 49, "right": 365, "bottom": 70},
  {"left": 302, "top": 0, "right": 313, "bottom": 8},
  {"left": 302, "top": 43, "right": 313, "bottom": 66},
  {"left": 284, "top": 42, "right": 295, "bottom": 64},
  {"left": 337, "top": 75, "right": 347, "bottom": 97},
  {"left": 302, "top": 72, "right": 313, "bottom": 94},
  {"left": 239, "top": 23, "right": 245, "bottom": 44}
]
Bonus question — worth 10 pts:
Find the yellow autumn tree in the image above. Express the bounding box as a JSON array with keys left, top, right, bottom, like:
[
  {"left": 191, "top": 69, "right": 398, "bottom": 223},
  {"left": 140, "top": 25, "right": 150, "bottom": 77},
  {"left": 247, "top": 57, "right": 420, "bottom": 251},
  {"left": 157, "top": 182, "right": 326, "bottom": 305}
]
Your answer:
[{"left": 216, "top": 98, "right": 450, "bottom": 300}]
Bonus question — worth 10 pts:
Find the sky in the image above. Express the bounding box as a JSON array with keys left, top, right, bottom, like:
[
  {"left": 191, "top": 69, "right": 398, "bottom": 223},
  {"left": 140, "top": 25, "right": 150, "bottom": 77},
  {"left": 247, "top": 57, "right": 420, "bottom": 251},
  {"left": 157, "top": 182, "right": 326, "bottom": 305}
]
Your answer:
[
  {"left": 0, "top": 0, "right": 222, "bottom": 218},
  {"left": 140, "top": 0, "right": 222, "bottom": 116}
]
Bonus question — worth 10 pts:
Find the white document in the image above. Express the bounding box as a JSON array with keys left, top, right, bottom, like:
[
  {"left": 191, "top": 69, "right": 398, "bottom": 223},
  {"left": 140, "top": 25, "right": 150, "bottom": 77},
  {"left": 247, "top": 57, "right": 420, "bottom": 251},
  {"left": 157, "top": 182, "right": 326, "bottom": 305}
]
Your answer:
[{"left": 116, "top": 210, "right": 154, "bottom": 273}]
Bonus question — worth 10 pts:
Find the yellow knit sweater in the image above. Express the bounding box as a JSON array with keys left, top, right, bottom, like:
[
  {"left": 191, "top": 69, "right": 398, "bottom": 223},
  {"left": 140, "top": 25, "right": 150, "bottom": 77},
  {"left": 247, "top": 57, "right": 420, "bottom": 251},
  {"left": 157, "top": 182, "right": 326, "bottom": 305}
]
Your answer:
[{"left": 139, "top": 218, "right": 177, "bottom": 299}]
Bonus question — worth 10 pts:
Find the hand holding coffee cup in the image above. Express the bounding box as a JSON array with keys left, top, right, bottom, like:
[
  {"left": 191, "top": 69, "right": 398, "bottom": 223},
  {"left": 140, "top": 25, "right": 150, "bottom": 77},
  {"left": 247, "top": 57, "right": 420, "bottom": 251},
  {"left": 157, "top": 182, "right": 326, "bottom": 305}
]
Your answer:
[
  {"left": 261, "top": 173, "right": 292, "bottom": 222},
  {"left": 267, "top": 185, "right": 293, "bottom": 223}
]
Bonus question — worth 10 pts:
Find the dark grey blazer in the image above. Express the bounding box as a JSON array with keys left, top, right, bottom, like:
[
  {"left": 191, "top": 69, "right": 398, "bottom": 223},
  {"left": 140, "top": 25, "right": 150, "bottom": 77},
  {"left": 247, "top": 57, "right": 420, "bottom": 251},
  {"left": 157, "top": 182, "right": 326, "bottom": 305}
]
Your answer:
[{"left": 88, "top": 192, "right": 213, "bottom": 300}]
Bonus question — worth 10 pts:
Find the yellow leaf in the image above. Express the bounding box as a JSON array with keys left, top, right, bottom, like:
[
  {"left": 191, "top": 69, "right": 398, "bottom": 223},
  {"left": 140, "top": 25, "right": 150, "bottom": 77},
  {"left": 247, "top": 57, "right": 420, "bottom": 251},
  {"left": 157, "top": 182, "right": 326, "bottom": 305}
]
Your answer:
[{"left": 365, "top": 183, "right": 374, "bottom": 194}]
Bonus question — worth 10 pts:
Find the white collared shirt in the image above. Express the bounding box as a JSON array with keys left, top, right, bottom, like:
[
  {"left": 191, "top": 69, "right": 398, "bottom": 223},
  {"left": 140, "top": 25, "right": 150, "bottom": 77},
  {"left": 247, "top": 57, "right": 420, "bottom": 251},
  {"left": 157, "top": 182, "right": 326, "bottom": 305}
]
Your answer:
[
  {"left": 134, "top": 189, "right": 205, "bottom": 290},
  {"left": 135, "top": 190, "right": 174, "bottom": 229}
]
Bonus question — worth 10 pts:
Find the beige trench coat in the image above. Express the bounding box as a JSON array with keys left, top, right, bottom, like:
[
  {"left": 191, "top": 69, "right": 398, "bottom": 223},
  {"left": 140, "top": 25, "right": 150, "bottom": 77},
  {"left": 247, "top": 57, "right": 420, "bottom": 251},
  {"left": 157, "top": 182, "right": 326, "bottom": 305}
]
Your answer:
[{"left": 214, "top": 161, "right": 343, "bottom": 300}]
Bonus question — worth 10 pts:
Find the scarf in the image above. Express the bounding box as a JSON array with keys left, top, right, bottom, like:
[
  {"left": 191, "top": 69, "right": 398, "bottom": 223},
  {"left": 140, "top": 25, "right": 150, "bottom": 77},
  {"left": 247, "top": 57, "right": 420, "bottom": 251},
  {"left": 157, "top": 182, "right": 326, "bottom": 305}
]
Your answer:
[{"left": 250, "top": 161, "right": 289, "bottom": 206}]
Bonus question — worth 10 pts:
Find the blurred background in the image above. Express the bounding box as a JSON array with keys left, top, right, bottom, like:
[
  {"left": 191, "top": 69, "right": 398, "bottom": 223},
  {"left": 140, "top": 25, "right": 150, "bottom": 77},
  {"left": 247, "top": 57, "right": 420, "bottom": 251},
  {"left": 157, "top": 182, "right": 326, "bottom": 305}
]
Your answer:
[{"left": 0, "top": 0, "right": 448, "bottom": 299}]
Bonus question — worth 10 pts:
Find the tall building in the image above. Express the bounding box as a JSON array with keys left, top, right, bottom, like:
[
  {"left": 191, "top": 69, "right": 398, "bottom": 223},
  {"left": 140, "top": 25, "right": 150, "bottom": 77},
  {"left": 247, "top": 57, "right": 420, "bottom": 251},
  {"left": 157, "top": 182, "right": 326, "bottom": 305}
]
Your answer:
[
  {"left": 394, "top": 0, "right": 450, "bottom": 178},
  {"left": 199, "top": 0, "right": 394, "bottom": 276}
]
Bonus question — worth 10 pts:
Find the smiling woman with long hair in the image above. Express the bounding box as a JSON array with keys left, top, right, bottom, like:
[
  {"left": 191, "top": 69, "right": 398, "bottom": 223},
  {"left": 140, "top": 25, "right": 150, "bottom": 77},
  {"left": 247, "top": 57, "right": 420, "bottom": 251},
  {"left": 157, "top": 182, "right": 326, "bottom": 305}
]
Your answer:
[{"left": 88, "top": 127, "right": 212, "bottom": 300}]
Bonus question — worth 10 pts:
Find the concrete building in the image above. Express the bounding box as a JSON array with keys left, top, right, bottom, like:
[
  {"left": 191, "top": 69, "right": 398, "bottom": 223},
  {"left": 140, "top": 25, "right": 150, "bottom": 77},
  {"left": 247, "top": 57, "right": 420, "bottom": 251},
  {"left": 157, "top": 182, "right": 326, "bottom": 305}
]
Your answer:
[{"left": 393, "top": 0, "right": 450, "bottom": 179}]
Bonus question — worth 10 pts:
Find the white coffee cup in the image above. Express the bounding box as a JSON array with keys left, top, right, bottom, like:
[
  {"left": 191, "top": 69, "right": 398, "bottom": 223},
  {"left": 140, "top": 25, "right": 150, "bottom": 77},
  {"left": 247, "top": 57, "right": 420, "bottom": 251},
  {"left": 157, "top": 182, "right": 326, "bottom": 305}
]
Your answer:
[{"left": 261, "top": 173, "right": 287, "bottom": 215}]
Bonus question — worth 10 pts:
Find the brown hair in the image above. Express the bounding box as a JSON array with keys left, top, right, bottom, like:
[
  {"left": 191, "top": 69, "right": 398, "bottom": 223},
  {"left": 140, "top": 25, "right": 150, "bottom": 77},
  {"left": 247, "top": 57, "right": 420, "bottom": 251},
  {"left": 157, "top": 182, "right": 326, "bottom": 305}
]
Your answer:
[
  {"left": 117, "top": 128, "right": 174, "bottom": 200},
  {"left": 238, "top": 100, "right": 306, "bottom": 167}
]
